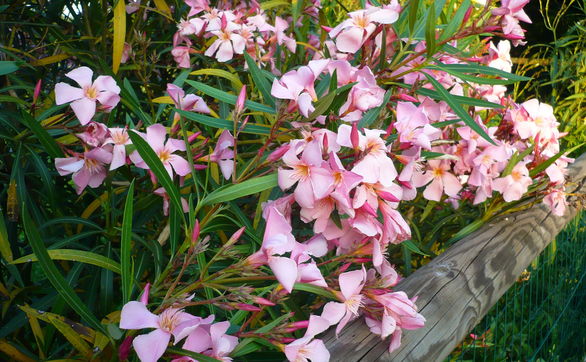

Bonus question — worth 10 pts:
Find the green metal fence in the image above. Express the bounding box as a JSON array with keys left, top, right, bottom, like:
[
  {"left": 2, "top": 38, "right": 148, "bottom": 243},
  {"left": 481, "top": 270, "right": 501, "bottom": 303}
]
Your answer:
[{"left": 449, "top": 212, "right": 586, "bottom": 361}]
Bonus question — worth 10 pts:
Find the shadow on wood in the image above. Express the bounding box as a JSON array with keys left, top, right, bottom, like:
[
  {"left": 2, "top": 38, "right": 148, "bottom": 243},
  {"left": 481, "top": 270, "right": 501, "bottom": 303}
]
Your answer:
[{"left": 323, "top": 153, "right": 586, "bottom": 361}]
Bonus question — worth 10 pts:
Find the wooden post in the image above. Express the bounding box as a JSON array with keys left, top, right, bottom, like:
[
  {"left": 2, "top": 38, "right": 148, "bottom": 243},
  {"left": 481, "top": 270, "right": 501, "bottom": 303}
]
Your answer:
[{"left": 323, "top": 153, "right": 586, "bottom": 361}]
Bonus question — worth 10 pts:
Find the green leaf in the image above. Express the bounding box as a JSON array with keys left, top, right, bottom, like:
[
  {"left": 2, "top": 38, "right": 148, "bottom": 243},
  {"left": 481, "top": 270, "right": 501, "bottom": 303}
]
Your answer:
[
  {"left": 435, "top": 63, "right": 531, "bottom": 82},
  {"left": 12, "top": 249, "right": 121, "bottom": 274},
  {"left": 307, "top": 82, "right": 356, "bottom": 122},
  {"left": 176, "top": 109, "right": 272, "bottom": 135},
  {"left": 163, "top": 347, "right": 221, "bottom": 362},
  {"left": 21, "top": 111, "right": 63, "bottom": 158},
  {"left": 201, "top": 174, "right": 277, "bottom": 206},
  {"left": 501, "top": 145, "right": 534, "bottom": 177},
  {"left": 423, "top": 73, "right": 495, "bottom": 145},
  {"left": 447, "top": 219, "right": 484, "bottom": 244},
  {"left": 127, "top": 130, "right": 184, "bottom": 216},
  {"left": 415, "top": 87, "right": 504, "bottom": 108},
  {"left": 21, "top": 206, "right": 108, "bottom": 337},
  {"left": 243, "top": 53, "right": 275, "bottom": 109},
  {"left": 185, "top": 80, "right": 275, "bottom": 114},
  {"left": 439, "top": 0, "right": 470, "bottom": 41},
  {"left": 425, "top": 5, "right": 436, "bottom": 57},
  {"left": 121, "top": 180, "right": 134, "bottom": 303},
  {"left": 402, "top": 240, "right": 429, "bottom": 256},
  {"left": 0, "top": 61, "right": 19, "bottom": 76},
  {"left": 293, "top": 283, "right": 336, "bottom": 299},
  {"left": 408, "top": 0, "right": 421, "bottom": 33},
  {"left": 529, "top": 143, "right": 583, "bottom": 177},
  {"left": 428, "top": 64, "right": 521, "bottom": 85},
  {"left": 0, "top": 209, "right": 12, "bottom": 262}
]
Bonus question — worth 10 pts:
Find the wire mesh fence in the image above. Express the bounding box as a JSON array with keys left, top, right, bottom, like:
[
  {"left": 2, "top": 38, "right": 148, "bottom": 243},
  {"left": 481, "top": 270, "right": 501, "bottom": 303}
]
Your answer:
[{"left": 448, "top": 212, "right": 586, "bottom": 361}]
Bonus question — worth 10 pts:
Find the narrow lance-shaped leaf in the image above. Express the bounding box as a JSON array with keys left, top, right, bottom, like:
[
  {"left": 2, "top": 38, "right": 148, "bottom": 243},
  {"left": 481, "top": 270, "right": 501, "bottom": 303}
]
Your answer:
[
  {"left": 21, "top": 206, "right": 108, "bottom": 337},
  {"left": 244, "top": 53, "right": 275, "bottom": 108},
  {"left": 112, "top": 0, "right": 126, "bottom": 74},
  {"left": 425, "top": 5, "right": 436, "bottom": 57},
  {"left": 21, "top": 111, "right": 63, "bottom": 158},
  {"left": 185, "top": 80, "right": 275, "bottom": 114},
  {"left": 423, "top": 73, "right": 495, "bottom": 145},
  {"left": 439, "top": 0, "right": 470, "bottom": 41},
  {"left": 121, "top": 180, "right": 135, "bottom": 303},
  {"left": 12, "top": 249, "right": 122, "bottom": 274},
  {"left": 201, "top": 174, "right": 277, "bottom": 206}
]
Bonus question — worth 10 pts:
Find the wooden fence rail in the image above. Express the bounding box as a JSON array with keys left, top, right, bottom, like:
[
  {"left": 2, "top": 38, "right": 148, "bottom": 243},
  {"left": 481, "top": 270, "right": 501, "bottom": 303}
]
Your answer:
[{"left": 323, "top": 153, "right": 586, "bottom": 361}]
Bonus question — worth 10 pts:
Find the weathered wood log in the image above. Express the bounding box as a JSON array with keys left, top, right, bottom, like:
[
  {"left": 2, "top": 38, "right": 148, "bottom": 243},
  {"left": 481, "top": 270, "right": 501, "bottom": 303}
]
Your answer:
[{"left": 323, "top": 153, "right": 586, "bottom": 361}]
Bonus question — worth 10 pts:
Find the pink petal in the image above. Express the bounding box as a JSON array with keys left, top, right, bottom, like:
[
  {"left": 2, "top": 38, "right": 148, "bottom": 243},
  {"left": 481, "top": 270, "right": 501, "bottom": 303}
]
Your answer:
[
  {"left": 297, "top": 92, "right": 314, "bottom": 117},
  {"left": 72, "top": 169, "right": 91, "bottom": 194},
  {"left": 54, "top": 83, "right": 84, "bottom": 105},
  {"left": 65, "top": 66, "right": 93, "bottom": 88},
  {"left": 70, "top": 98, "right": 96, "bottom": 125},
  {"left": 146, "top": 124, "right": 168, "bottom": 151},
  {"left": 120, "top": 301, "right": 160, "bottom": 330},
  {"left": 169, "top": 155, "right": 191, "bottom": 177},
  {"left": 278, "top": 168, "right": 299, "bottom": 190},
  {"left": 321, "top": 301, "right": 346, "bottom": 325},
  {"left": 339, "top": 269, "right": 365, "bottom": 300},
  {"left": 93, "top": 75, "right": 120, "bottom": 94},
  {"left": 423, "top": 177, "right": 443, "bottom": 201},
  {"left": 268, "top": 256, "right": 298, "bottom": 293},
  {"left": 133, "top": 328, "right": 171, "bottom": 362},
  {"left": 306, "top": 339, "right": 330, "bottom": 362},
  {"left": 183, "top": 326, "right": 212, "bottom": 353},
  {"left": 97, "top": 91, "right": 121, "bottom": 110},
  {"left": 55, "top": 157, "right": 84, "bottom": 175},
  {"left": 216, "top": 41, "right": 234, "bottom": 62},
  {"left": 110, "top": 145, "right": 127, "bottom": 170},
  {"left": 310, "top": 167, "right": 334, "bottom": 199},
  {"left": 442, "top": 173, "right": 462, "bottom": 197},
  {"left": 294, "top": 179, "right": 316, "bottom": 208},
  {"left": 335, "top": 27, "right": 364, "bottom": 53},
  {"left": 167, "top": 84, "right": 185, "bottom": 105},
  {"left": 218, "top": 159, "right": 233, "bottom": 180},
  {"left": 271, "top": 79, "right": 295, "bottom": 100},
  {"left": 305, "top": 315, "right": 331, "bottom": 338}
]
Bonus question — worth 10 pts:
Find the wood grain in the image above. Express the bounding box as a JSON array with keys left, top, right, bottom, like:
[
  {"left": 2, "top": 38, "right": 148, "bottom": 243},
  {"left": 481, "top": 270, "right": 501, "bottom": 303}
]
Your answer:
[{"left": 323, "top": 153, "right": 586, "bottom": 361}]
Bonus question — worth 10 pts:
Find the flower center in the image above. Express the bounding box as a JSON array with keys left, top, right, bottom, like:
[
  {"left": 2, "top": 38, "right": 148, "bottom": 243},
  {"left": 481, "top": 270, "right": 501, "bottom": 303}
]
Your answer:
[
  {"left": 432, "top": 167, "right": 445, "bottom": 178},
  {"left": 354, "top": 14, "right": 369, "bottom": 29},
  {"left": 158, "top": 309, "right": 182, "bottom": 333},
  {"left": 345, "top": 294, "right": 363, "bottom": 316},
  {"left": 221, "top": 30, "right": 232, "bottom": 41},
  {"left": 511, "top": 170, "right": 523, "bottom": 181},
  {"left": 84, "top": 158, "right": 101, "bottom": 174},
  {"left": 112, "top": 131, "right": 129, "bottom": 145},
  {"left": 84, "top": 85, "right": 99, "bottom": 100},
  {"left": 158, "top": 149, "right": 172, "bottom": 164},
  {"left": 293, "top": 164, "right": 311, "bottom": 181}
]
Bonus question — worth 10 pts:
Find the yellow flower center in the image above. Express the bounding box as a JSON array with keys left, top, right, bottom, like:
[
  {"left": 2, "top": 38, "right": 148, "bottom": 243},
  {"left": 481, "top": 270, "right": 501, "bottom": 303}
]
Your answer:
[
  {"left": 432, "top": 167, "right": 445, "bottom": 178},
  {"left": 158, "top": 149, "right": 171, "bottom": 163},
  {"left": 84, "top": 85, "right": 98, "bottom": 100},
  {"left": 112, "top": 131, "right": 128, "bottom": 145},
  {"left": 158, "top": 309, "right": 182, "bottom": 333}
]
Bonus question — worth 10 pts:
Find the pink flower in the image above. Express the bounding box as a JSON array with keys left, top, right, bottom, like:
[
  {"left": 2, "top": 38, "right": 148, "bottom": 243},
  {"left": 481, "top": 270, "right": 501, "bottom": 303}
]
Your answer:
[
  {"left": 395, "top": 102, "right": 441, "bottom": 150},
  {"left": 104, "top": 128, "right": 132, "bottom": 170},
  {"left": 181, "top": 321, "right": 238, "bottom": 362},
  {"left": 336, "top": 125, "right": 398, "bottom": 187},
  {"left": 412, "top": 160, "right": 462, "bottom": 201},
  {"left": 205, "top": 23, "right": 246, "bottom": 62},
  {"left": 339, "top": 67, "right": 385, "bottom": 122},
  {"left": 55, "top": 147, "right": 113, "bottom": 194},
  {"left": 278, "top": 141, "right": 334, "bottom": 208},
  {"left": 543, "top": 188, "right": 567, "bottom": 216},
  {"left": 330, "top": 4, "right": 400, "bottom": 53},
  {"left": 487, "top": 40, "right": 512, "bottom": 73},
  {"left": 167, "top": 83, "right": 210, "bottom": 114},
  {"left": 76, "top": 121, "right": 109, "bottom": 147},
  {"left": 284, "top": 315, "right": 331, "bottom": 362},
  {"left": 493, "top": 162, "right": 532, "bottom": 202},
  {"left": 172, "top": 46, "right": 191, "bottom": 68},
  {"left": 274, "top": 16, "right": 297, "bottom": 52},
  {"left": 321, "top": 267, "right": 367, "bottom": 335},
  {"left": 210, "top": 130, "right": 235, "bottom": 180},
  {"left": 119, "top": 301, "right": 205, "bottom": 362},
  {"left": 55, "top": 67, "right": 120, "bottom": 125},
  {"left": 130, "top": 124, "right": 191, "bottom": 179}
]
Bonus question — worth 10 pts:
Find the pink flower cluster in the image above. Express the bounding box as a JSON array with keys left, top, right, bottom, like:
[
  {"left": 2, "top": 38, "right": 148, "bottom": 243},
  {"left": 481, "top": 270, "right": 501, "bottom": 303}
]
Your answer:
[
  {"left": 172, "top": 0, "right": 301, "bottom": 66},
  {"left": 120, "top": 288, "right": 237, "bottom": 362}
]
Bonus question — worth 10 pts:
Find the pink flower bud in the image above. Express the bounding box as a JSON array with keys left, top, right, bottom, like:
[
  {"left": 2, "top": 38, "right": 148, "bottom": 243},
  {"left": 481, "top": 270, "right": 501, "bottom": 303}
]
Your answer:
[
  {"left": 139, "top": 283, "right": 151, "bottom": 305},
  {"left": 503, "top": 33, "right": 525, "bottom": 40},
  {"left": 483, "top": 25, "right": 501, "bottom": 32},
  {"left": 397, "top": 179, "right": 414, "bottom": 189},
  {"left": 491, "top": 7, "right": 510, "bottom": 16},
  {"left": 235, "top": 85, "right": 247, "bottom": 114},
  {"left": 320, "top": 25, "right": 332, "bottom": 32},
  {"left": 462, "top": 6, "right": 473, "bottom": 23},
  {"left": 289, "top": 320, "right": 310, "bottom": 329},
  {"left": 236, "top": 303, "right": 261, "bottom": 312},
  {"left": 221, "top": 14, "right": 228, "bottom": 30},
  {"left": 351, "top": 122, "right": 360, "bottom": 149},
  {"left": 194, "top": 164, "right": 208, "bottom": 170},
  {"left": 33, "top": 79, "right": 42, "bottom": 103},
  {"left": 377, "top": 191, "right": 400, "bottom": 202},
  {"left": 395, "top": 93, "right": 418, "bottom": 103},
  {"left": 118, "top": 336, "right": 134, "bottom": 361},
  {"left": 148, "top": 170, "right": 158, "bottom": 185},
  {"left": 192, "top": 220, "right": 200, "bottom": 243},
  {"left": 253, "top": 296, "right": 276, "bottom": 306},
  {"left": 267, "top": 144, "right": 290, "bottom": 162},
  {"left": 361, "top": 202, "right": 378, "bottom": 217},
  {"left": 281, "top": 337, "right": 297, "bottom": 343},
  {"left": 229, "top": 226, "right": 246, "bottom": 242},
  {"left": 188, "top": 131, "right": 201, "bottom": 144},
  {"left": 322, "top": 132, "right": 329, "bottom": 152},
  {"left": 338, "top": 262, "right": 352, "bottom": 274},
  {"left": 352, "top": 257, "right": 372, "bottom": 263}
]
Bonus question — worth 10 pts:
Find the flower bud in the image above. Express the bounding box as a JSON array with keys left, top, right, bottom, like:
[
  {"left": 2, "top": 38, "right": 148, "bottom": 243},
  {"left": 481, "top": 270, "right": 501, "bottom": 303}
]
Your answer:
[
  {"left": 235, "top": 85, "right": 247, "bottom": 114},
  {"left": 235, "top": 303, "right": 261, "bottom": 312},
  {"left": 253, "top": 296, "right": 276, "bottom": 306},
  {"left": 188, "top": 131, "right": 201, "bottom": 144},
  {"left": 191, "top": 220, "right": 200, "bottom": 244},
  {"left": 118, "top": 336, "right": 134, "bottom": 361},
  {"left": 139, "top": 283, "right": 151, "bottom": 305},
  {"left": 33, "top": 79, "right": 42, "bottom": 104},
  {"left": 351, "top": 122, "right": 360, "bottom": 150},
  {"left": 377, "top": 191, "right": 400, "bottom": 203},
  {"left": 148, "top": 170, "right": 158, "bottom": 186},
  {"left": 267, "top": 144, "right": 290, "bottom": 162},
  {"left": 462, "top": 6, "right": 473, "bottom": 23},
  {"left": 228, "top": 226, "right": 246, "bottom": 243},
  {"left": 395, "top": 93, "right": 418, "bottom": 103}
]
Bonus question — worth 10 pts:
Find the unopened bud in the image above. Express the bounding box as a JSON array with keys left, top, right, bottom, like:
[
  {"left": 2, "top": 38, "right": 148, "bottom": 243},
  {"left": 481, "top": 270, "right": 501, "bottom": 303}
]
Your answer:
[
  {"left": 462, "top": 6, "right": 473, "bottom": 23},
  {"left": 395, "top": 93, "right": 418, "bottom": 102},
  {"left": 267, "top": 144, "right": 290, "bottom": 162},
  {"left": 235, "top": 85, "right": 247, "bottom": 114},
  {"left": 228, "top": 226, "right": 246, "bottom": 243},
  {"left": 235, "top": 303, "right": 261, "bottom": 312},
  {"left": 192, "top": 220, "right": 200, "bottom": 243},
  {"left": 253, "top": 296, "right": 276, "bottom": 306},
  {"left": 118, "top": 336, "right": 134, "bottom": 361},
  {"left": 148, "top": 170, "right": 158, "bottom": 186},
  {"left": 377, "top": 191, "right": 400, "bottom": 203},
  {"left": 221, "top": 14, "right": 227, "bottom": 29},
  {"left": 397, "top": 179, "right": 414, "bottom": 189},
  {"left": 188, "top": 131, "right": 201, "bottom": 144},
  {"left": 33, "top": 79, "right": 42, "bottom": 103},
  {"left": 320, "top": 25, "right": 332, "bottom": 32},
  {"left": 351, "top": 122, "right": 360, "bottom": 150},
  {"left": 338, "top": 262, "right": 352, "bottom": 274},
  {"left": 139, "top": 283, "right": 151, "bottom": 305},
  {"left": 361, "top": 202, "right": 378, "bottom": 217},
  {"left": 503, "top": 33, "right": 525, "bottom": 40},
  {"left": 483, "top": 25, "right": 501, "bottom": 32}
]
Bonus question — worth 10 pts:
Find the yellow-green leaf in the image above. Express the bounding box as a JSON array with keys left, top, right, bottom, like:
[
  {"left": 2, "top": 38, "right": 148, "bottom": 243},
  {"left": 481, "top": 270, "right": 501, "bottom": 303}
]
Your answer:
[
  {"left": 190, "top": 68, "right": 243, "bottom": 89},
  {"left": 0, "top": 210, "right": 12, "bottom": 262},
  {"left": 112, "top": 0, "right": 126, "bottom": 74},
  {"left": 12, "top": 249, "right": 121, "bottom": 274},
  {"left": 152, "top": 0, "right": 172, "bottom": 16}
]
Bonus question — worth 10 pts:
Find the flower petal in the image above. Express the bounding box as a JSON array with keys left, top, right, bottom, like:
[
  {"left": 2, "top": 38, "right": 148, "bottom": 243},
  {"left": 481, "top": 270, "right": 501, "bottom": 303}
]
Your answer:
[
  {"left": 70, "top": 97, "right": 96, "bottom": 125},
  {"left": 119, "top": 301, "right": 159, "bottom": 330},
  {"left": 133, "top": 329, "right": 171, "bottom": 362}
]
